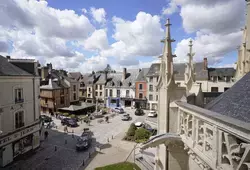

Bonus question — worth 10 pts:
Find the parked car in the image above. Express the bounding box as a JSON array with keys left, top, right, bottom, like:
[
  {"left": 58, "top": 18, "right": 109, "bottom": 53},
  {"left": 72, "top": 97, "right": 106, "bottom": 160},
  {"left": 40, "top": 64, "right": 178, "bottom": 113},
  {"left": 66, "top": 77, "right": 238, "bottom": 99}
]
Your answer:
[
  {"left": 147, "top": 111, "right": 157, "bottom": 117},
  {"left": 61, "top": 118, "right": 78, "bottom": 127},
  {"left": 135, "top": 121, "right": 143, "bottom": 127},
  {"left": 76, "top": 129, "right": 92, "bottom": 151},
  {"left": 135, "top": 108, "right": 144, "bottom": 116},
  {"left": 41, "top": 115, "right": 52, "bottom": 123},
  {"left": 121, "top": 114, "right": 131, "bottom": 121},
  {"left": 114, "top": 107, "right": 125, "bottom": 113}
]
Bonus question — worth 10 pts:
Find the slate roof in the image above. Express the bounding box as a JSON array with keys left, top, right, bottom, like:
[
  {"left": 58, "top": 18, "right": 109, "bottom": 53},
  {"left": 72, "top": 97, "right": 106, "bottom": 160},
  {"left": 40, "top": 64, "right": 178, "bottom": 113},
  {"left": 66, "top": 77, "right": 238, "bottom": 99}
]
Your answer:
[
  {"left": 40, "top": 79, "right": 62, "bottom": 90},
  {"left": 136, "top": 68, "right": 150, "bottom": 81},
  {"left": 208, "top": 68, "right": 235, "bottom": 78},
  {"left": 205, "top": 72, "right": 250, "bottom": 123},
  {"left": 79, "top": 73, "right": 90, "bottom": 89},
  {"left": 68, "top": 72, "right": 82, "bottom": 80},
  {"left": 0, "top": 55, "right": 32, "bottom": 76},
  {"left": 106, "top": 69, "right": 140, "bottom": 88},
  {"left": 146, "top": 62, "right": 208, "bottom": 80},
  {"left": 95, "top": 73, "right": 107, "bottom": 84}
]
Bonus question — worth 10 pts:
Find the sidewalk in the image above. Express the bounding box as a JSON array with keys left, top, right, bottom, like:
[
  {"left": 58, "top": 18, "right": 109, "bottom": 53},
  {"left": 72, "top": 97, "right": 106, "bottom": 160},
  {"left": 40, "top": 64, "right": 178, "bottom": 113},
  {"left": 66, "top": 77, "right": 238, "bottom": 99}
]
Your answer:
[{"left": 83, "top": 132, "right": 136, "bottom": 170}]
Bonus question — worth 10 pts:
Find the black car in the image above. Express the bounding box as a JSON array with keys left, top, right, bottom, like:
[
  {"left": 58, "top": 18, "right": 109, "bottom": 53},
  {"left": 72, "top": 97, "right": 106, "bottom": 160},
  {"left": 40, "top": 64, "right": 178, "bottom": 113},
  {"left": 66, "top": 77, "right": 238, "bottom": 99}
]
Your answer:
[
  {"left": 76, "top": 130, "right": 92, "bottom": 151},
  {"left": 61, "top": 118, "right": 78, "bottom": 127},
  {"left": 135, "top": 108, "right": 144, "bottom": 116}
]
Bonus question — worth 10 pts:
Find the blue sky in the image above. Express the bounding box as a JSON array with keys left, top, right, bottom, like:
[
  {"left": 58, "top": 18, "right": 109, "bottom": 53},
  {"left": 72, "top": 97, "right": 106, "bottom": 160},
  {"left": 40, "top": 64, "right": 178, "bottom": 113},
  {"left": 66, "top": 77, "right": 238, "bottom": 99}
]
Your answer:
[{"left": 0, "top": 0, "right": 245, "bottom": 72}]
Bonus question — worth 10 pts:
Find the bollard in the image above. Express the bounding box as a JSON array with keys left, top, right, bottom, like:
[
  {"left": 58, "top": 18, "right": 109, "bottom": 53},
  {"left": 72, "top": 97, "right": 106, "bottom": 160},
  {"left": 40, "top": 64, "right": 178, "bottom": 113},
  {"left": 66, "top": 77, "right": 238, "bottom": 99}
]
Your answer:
[
  {"left": 54, "top": 146, "right": 57, "bottom": 151},
  {"left": 89, "top": 152, "right": 91, "bottom": 158},
  {"left": 72, "top": 134, "right": 74, "bottom": 138},
  {"left": 82, "top": 160, "right": 85, "bottom": 166},
  {"left": 65, "top": 139, "right": 67, "bottom": 144},
  {"left": 72, "top": 129, "right": 74, "bottom": 134},
  {"left": 107, "top": 138, "right": 109, "bottom": 143},
  {"left": 112, "top": 135, "right": 113, "bottom": 139}
]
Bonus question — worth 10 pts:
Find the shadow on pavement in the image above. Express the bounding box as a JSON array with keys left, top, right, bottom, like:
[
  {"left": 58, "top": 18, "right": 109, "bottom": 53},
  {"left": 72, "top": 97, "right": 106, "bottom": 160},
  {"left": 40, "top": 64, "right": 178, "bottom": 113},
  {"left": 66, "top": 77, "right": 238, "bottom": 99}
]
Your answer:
[{"left": 0, "top": 127, "right": 107, "bottom": 170}]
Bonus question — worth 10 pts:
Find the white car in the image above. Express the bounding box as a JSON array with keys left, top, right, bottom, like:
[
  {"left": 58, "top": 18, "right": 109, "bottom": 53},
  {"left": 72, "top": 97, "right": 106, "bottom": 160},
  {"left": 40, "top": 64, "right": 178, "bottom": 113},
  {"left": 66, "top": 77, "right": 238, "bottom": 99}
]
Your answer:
[
  {"left": 148, "top": 111, "right": 157, "bottom": 117},
  {"left": 135, "top": 122, "right": 143, "bottom": 127}
]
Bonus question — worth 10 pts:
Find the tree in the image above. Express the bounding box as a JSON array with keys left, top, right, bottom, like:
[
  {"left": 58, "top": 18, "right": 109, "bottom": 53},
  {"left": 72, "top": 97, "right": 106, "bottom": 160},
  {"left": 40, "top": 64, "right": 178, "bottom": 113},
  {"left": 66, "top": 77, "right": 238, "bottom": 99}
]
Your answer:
[{"left": 134, "top": 128, "right": 151, "bottom": 141}]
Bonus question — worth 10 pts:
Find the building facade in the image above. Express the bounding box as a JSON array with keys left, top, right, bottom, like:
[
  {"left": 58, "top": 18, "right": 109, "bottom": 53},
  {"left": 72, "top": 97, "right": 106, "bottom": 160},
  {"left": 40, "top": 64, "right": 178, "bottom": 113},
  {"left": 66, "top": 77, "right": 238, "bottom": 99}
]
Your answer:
[
  {"left": 0, "top": 56, "right": 41, "bottom": 167},
  {"left": 105, "top": 68, "right": 140, "bottom": 107}
]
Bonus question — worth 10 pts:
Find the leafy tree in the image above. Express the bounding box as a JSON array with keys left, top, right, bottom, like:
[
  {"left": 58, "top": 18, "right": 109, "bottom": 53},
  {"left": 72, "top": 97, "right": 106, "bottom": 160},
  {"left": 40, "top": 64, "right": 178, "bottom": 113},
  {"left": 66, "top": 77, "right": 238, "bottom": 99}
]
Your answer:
[
  {"left": 134, "top": 128, "right": 151, "bottom": 141},
  {"left": 126, "top": 123, "right": 137, "bottom": 136}
]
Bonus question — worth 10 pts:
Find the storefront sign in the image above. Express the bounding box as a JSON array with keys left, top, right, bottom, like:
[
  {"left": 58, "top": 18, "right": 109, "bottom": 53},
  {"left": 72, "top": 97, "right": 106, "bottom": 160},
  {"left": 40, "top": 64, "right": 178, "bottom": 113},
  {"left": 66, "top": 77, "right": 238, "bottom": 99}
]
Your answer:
[{"left": 0, "top": 124, "right": 40, "bottom": 147}]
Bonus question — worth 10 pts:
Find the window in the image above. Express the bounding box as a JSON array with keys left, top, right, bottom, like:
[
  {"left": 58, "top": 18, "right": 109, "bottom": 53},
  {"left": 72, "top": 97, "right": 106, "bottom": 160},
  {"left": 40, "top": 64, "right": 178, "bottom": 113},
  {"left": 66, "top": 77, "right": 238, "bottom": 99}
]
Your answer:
[
  {"left": 156, "top": 95, "right": 158, "bottom": 101},
  {"left": 88, "top": 94, "right": 90, "bottom": 97},
  {"left": 225, "top": 76, "right": 231, "bottom": 82},
  {"left": 139, "top": 84, "right": 143, "bottom": 90},
  {"left": 100, "top": 92, "right": 102, "bottom": 96},
  {"left": 224, "top": 87, "right": 229, "bottom": 92},
  {"left": 73, "top": 93, "right": 76, "bottom": 100},
  {"left": 15, "top": 88, "right": 23, "bottom": 103},
  {"left": 149, "top": 85, "right": 153, "bottom": 91},
  {"left": 126, "top": 90, "right": 129, "bottom": 97},
  {"left": 110, "top": 89, "right": 113, "bottom": 97},
  {"left": 100, "top": 85, "right": 103, "bottom": 90},
  {"left": 95, "top": 92, "right": 98, "bottom": 96},
  {"left": 66, "top": 89, "right": 68, "bottom": 94},
  {"left": 106, "top": 89, "right": 108, "bottom": 97},
  {"left": 15, "top": 111, "right": 24, "bottom": 129},
  {"left": 211, "top": 87, "right": 218, "bottom": 92},
  {"left": 60, "top": 89, "right": 64, "bottom": 95},
  {"left": 213, "top": 76, "right": 217, "bottom": 82},
  {"left": 149, "top": 95, "right": 153, "bottom": 101},
  {"left": 60, "top": 96, "right": 64, "bottom": 104},
  {"left": 139, "top": 93, "right": 143, "bottom": 99},
  {"left": 96, "top": 85, "right": 98, "bottom": 89},
  {"left": 45, "top": 98, "right": 48, "bottom": 104},
  {"left": 80, "top": 83, "right": 85, "bottom": 87},
  {"left": 149, "top": 77, "right": 153, "bottom": 82},
  {"left": 117, "top": 90, "right": 120, "bottom": 97},
  {"left": 88, "top": 88, "right": 91, "bottom": 92},
  {"left": 177, "top": 83, "right": 181, "bottom": 87},
  {"left": 73, "top": 85, "right": 76, "bottom": 91},
  {"left": 156, "top": 76, "right": 159, "bottom": 82}
]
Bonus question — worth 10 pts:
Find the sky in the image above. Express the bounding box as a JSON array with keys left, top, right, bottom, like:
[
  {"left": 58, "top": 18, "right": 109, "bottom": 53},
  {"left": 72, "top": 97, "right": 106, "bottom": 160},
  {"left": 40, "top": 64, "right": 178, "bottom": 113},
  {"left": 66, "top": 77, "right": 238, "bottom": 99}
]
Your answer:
[{"left": 0, "top": 0, "right": 246, "bottom": 73}]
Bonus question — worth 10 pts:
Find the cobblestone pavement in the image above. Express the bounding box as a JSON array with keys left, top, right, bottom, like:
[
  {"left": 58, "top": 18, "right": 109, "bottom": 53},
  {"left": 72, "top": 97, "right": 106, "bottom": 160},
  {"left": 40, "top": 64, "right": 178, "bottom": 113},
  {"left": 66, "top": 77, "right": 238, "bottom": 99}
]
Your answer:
[{"left": 1, "top": 108, "right": 150, "bottom": 170}]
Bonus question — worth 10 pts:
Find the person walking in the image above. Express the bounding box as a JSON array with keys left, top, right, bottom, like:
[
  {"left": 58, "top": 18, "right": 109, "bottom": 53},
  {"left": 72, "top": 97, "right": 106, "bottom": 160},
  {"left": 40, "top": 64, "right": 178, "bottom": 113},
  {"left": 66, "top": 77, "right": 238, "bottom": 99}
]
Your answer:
[
  {"left": 44, "top": 131, "right": 49, "bottom": 141},
  {"left": 64, "top": 125, "right": 68, "bottom": 133}
]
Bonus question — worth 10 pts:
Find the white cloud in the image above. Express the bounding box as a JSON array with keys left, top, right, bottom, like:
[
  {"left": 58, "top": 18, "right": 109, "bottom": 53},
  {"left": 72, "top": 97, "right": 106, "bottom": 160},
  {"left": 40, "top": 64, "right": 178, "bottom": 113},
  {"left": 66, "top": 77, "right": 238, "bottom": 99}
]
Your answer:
[
  {"left": 162, "top": 1, "right": 178, "bottom": 15},
  {"left": 174, "top": 31, "right": 242, "bottom": 64},
  {"left": 82, "top": 8, "right": 87, "bottom": 14},
  {"left": 78, "top": 55, "right": 108, "bottom": 72},
  {"left": 169, "top": 0, "right": 245, "bottom": 66},
  {"left": 83, "top": 29, "right": 109, "bottom": 51},
  {"left": 90, "top": 7, "right": 106, "bottom": 24},
  {"left": 101, "top": 12, "right": 164, "bottom": 60}
]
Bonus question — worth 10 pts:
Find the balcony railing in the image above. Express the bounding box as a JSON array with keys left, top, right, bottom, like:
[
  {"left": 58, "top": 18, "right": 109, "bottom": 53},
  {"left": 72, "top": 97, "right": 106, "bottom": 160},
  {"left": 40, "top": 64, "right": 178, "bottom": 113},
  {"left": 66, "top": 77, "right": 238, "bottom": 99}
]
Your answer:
[
  {"left": 175, "top": 101, "right": 250, "bottom": 170},
  {"left": 15, "top": 98, "right": 24, "bottom": 103}
]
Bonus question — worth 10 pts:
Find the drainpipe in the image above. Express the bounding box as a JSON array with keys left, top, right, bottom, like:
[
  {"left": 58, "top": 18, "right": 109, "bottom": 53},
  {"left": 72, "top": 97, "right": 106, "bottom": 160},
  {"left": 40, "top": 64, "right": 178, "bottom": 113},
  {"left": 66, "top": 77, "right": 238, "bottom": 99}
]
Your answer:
[{"left": 33, "top": 77, "right": 36, "bottom": 121}]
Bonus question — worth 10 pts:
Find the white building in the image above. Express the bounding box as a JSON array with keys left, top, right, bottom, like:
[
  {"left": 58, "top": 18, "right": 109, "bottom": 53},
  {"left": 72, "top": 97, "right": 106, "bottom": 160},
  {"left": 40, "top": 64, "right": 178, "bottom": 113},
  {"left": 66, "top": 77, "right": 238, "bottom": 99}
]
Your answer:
[
  {"left": 105, "top": 68, "right": 140, "bottom": 107},
  {"left": 0, "top": 56, "right": 41, "bottom": 167}
]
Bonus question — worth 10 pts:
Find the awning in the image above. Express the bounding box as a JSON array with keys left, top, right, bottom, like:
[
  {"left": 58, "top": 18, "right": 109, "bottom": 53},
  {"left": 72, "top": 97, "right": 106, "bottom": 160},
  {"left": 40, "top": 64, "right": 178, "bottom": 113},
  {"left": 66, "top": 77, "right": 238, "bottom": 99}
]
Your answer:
[{"left": 140, "top": 133, "right": 181, "bottom": 150}]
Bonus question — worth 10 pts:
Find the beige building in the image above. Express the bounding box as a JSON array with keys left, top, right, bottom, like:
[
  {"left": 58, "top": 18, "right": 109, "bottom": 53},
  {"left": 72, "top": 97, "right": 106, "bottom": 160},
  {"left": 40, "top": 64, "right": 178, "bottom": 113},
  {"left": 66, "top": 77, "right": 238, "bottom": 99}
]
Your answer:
[
  {"left": 0, "top": 56, "right": 41, "bottom": 167},
  {"left": 140, "top": 4, "right": 250, "bottom": 170}
]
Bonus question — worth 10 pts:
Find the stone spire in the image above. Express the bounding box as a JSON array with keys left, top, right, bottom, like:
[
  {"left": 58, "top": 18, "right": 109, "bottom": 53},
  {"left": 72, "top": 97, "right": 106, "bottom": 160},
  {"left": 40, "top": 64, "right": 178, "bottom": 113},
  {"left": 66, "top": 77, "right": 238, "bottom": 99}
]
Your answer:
[
  {"left": 185, "top": 39, "right": 196, "bottom": 91},
  {"left": 235, "top": 1, "right": 250, "bottom": 80},
  {"left": 158, "top": 18, "right": 176, "bottom": 88}
]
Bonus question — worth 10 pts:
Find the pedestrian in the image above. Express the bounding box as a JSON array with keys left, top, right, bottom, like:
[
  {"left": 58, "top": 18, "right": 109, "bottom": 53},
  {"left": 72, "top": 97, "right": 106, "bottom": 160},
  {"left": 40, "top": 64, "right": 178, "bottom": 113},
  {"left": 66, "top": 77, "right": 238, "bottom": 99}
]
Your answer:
[
  {"left": 55, "top": 112, "right": 58, "bottom": 119},
  {"left": 64, "top": 125, "right": 68, "bottom": 133},
  {"left": 44, "top": 131, "right": 49, "bottom": 140}
]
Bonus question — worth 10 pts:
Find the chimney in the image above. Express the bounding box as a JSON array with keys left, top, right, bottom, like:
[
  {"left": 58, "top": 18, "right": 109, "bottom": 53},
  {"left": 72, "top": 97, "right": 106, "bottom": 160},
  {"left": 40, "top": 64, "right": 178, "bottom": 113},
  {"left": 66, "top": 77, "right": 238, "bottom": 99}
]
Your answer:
[
  {"left": 105, "top": 72, "right": 107, "bottom": 81},
  {"left": 123, "top": 68, "right": 127, "bottom": 80},
  {"left": 203, "top": 58, "right": 208, "bottom": 70},
  {"left": 6, "top": 56, "right": 10, "bottom": 59}
]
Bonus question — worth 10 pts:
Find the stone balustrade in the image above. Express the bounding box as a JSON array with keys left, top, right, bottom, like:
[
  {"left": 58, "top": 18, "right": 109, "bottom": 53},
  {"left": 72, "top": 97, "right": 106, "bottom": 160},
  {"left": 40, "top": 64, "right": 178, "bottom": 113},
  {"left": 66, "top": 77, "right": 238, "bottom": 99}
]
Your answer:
[{"left": 175, "top": 101, "right": 250, "bottom": 170}]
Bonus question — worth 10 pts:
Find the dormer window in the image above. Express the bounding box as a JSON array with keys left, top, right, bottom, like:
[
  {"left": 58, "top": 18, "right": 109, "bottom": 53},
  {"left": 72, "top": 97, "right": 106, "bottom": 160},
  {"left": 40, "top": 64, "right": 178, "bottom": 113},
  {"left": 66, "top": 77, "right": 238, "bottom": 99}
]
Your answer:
[{"left": 128, "top": 82, "right": 132, "bottom": 86}]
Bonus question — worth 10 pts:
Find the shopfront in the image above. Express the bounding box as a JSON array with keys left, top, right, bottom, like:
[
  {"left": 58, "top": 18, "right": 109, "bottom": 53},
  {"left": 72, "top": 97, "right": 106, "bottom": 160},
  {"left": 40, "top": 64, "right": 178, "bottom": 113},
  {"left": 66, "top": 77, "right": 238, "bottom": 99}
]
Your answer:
[{"left": 0, "top": 122, "right": 40, "bottom": 167}]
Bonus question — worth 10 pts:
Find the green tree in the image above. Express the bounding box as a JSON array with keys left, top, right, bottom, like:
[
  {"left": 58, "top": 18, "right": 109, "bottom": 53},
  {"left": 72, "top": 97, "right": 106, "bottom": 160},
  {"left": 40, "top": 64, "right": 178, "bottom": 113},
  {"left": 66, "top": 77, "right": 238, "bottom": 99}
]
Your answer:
[{"left": 134, "top": 128, "right": 151, "bottom": 141}]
